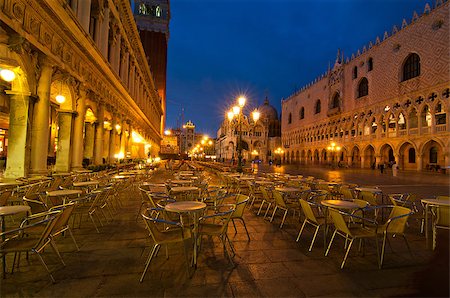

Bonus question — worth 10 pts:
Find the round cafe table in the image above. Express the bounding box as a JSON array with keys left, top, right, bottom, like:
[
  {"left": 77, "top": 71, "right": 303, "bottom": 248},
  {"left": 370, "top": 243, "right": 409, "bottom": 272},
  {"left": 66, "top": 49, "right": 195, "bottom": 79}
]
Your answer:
[
  {"left": 73, "top": 181, "right": 99, "bottom": 187},
  {"left": 0, "top": 205, "right": 31, "bottom": 277},
  {"left": 46, "top": 189, "right": 82, "bottom": 205},
  {"left": 170, "top": 186, "right": 199, "bottom": 193},
  {"left": 171, "top": 180, "right": 192, "bottom": 185},
  {"left": 165, "top": 201, "right": 207, "bottom": 266}
]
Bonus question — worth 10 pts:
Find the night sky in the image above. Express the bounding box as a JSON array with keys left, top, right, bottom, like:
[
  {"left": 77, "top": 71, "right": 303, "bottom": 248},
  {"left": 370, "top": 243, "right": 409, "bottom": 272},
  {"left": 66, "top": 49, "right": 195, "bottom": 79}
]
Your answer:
[{"left": 165, "top": 0, "right": 430, "bottom": 137}]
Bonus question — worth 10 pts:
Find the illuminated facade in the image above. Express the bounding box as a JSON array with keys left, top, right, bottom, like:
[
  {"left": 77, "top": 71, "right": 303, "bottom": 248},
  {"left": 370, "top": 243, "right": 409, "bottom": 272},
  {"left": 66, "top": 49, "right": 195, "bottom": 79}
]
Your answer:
[
  {"left": 216, "top": 98, "right": 281, "bottom": 163},
  {"left": 0, "top": 0, "right": 163, "bottom": 177},
  {"left": 281, "top": 2, "right": 449, "bottom": 171}
]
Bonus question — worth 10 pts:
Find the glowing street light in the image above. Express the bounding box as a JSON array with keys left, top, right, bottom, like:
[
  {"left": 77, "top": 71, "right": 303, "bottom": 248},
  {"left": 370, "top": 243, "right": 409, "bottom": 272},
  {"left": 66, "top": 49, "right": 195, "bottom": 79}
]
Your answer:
[{"left": 227, "top": 96, "right": 260, "bottom": 173}]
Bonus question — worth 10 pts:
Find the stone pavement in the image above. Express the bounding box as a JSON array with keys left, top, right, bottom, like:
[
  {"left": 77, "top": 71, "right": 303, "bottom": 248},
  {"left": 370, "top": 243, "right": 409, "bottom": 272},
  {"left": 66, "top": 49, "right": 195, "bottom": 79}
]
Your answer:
[{"left": 0, "top": 167, "right": 448, "bottom": 297}]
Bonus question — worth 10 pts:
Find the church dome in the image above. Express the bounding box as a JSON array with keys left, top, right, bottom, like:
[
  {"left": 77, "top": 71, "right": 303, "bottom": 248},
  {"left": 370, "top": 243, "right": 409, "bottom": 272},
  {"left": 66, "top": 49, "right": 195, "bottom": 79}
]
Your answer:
[{"left": 258, "top": 97, "right": 279, "bottom": 121}]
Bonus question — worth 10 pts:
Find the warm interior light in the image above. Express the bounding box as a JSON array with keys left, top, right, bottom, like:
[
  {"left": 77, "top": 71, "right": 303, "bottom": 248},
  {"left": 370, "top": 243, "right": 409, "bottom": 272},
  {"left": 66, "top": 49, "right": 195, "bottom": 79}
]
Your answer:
[
  {"left": 201, "top": 140, "right": 205, "bottom": 145},
  {"left": 115, "top": 124, "right": 121, "bottom": 131},
  {"left": 55, "top": 94, "right": 65, "bottom": 104},
  {"left": 208, "top": 140, "right": 213, "bottom": 145},
  {"left": 252, "top": 110, "right": 260, "bottom": 122},
  {"left": 232, "top": 106, "right": 240, "bottom": 115},
  {"left": 0, "top": 69, "right": 15, "bottom": 82},
  {"left": 238, "top": 96, "right": 246, "bottom": 107},
  {"left": 132, "top": 131, "right": 143, "bottom": 143},
  {"left": 164, "top": 129, "right": 171, "bottom": 135}
]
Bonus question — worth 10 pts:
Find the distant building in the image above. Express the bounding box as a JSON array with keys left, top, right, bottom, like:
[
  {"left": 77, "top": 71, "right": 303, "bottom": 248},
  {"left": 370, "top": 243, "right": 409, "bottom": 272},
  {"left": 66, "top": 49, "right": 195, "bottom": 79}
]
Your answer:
[
  {"left": 216, "top": 97, "right": 281, "bottom": 163},
  {"left": 181, "top": 120, "right": 196, "bottom": 154},
  {"left": 134, "top": 0, "right": 170, "bottom": 135},
  {"left": 281, "top": 2, "right": 449, "bottom": 171}
]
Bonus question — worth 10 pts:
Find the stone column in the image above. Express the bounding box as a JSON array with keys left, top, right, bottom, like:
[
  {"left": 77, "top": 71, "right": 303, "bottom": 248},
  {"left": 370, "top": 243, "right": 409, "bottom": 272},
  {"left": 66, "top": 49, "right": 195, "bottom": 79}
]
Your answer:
[
  {"left": 114, "top": 33, "right": 121, "bottom": 73},
  {"left": 77, "top": 0, "right": 91, "bottom": 32},
  {"left": 71, "top": 86, "right": 86, "bottom": 170},
  {"left": 109, "top": 116, "right": 117, "bottom": 162},
  {"left": 4, "top": 92, "right": 31, "bottom": 178},
  {"left": 103, "top": 127, "right": 110, "bottom": 163},
  {"left": 84, "top": 122, "right": 95, "bottom": 162},
  {"left": 55, "top": 110, "right": 74, "bottom": 172},
  {"left": 126, "top": 123, "right": 132, "bottom": 158},
  {"left": 360, "top": 156, "right": 365, "bottom": 168},
  {"left": 94, "top": 103, "right": 104, "bottom": 164},
  {"left": 30, "top": 59, "right": 53, "bottom": 175},
  {"left": 416, "top": 154, "right": 423, "bottom": 171},
  {"left": 120, "top": 119, "right": 126, "bottom": 155}
]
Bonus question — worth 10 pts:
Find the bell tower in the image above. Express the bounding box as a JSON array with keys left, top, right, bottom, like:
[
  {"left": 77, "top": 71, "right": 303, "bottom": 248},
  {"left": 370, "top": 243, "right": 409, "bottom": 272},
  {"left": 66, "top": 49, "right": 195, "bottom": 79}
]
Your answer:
[{"left": 133, "top": 0, "right": 170, "bottom": 133}]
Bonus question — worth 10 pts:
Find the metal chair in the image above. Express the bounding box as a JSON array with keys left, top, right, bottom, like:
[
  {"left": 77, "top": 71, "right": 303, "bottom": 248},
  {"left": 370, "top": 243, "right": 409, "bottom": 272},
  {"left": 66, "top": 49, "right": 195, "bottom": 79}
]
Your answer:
[{"left": 296, "top": 199, "right": 326, "bottom": 251}]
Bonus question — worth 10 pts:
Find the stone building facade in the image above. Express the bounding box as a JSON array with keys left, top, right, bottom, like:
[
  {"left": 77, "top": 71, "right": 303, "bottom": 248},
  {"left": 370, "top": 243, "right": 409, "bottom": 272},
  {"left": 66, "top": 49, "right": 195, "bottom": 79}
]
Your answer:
[
  {"left": 0, "top": 0, "right": 164, "bottom": 178},
  {"left": 281, "top": 1, "right": 449, "bottom": 172},
  {"left": 216, "top": 98, "right": 281, "bottom": 163}
]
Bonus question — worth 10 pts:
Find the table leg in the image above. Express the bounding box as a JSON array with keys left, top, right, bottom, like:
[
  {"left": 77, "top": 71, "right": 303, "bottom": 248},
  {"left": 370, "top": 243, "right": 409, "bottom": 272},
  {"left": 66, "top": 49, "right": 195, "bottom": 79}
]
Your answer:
[
  {"left": 425, "top": 204, "right": 429, "bottom": 248},
  {"left": 1, "top": 216, "right": 5, "bottom": 278}
]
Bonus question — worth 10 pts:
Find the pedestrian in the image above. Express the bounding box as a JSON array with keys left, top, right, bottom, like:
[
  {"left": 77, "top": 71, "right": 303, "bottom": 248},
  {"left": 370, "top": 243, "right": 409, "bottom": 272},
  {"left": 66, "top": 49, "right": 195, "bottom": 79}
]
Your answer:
[
  {"left": 392, "top": 163, "right": 398, "bottom": 177},
  {"left": 380, "top": 163, "right": 385, "bottom": 174}
]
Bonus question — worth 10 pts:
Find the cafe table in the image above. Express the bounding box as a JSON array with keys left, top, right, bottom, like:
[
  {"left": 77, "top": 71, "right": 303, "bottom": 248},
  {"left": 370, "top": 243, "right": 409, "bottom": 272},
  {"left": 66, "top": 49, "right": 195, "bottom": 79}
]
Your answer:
[
  {"left": 165, "top": 201, "right": 207, "bottom": 266},
  {"left": 0, "top": 205, "right": 31, "bottom": 277},
  {"left": 46, "top": 189, "right": 82, "bottom": 205},
  {"left": 171, "top": 180, "right": 193, "bottom": 185},
  {"left": 170, "top": 186, "right": 199, "bottom": 193},
  {"left": 420, "top": 198, "right": 450, "bottom": 248}
]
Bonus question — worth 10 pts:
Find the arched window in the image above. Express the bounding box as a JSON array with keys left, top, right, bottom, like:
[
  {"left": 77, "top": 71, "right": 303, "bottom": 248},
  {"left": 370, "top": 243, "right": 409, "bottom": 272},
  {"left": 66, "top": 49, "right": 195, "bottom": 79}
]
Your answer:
[
  {"left": 315, "top": 100, "right": 321, "bottom": 114},
  {"left": 288, "top": 113, "right": 292, "bottom": 124},
  {"left": 357, "top": 78, "right": 369, "bottom": 98},
  {"left": 352, "top": 66, "right": 358, "bottom": 79},
  {"left": 421, "top": 106, "right": 431, "bottom": 127},
  {"left": 402, "top": 53, "right": 420, "bottom": 81},
  {"left": 435, "top": 102, "right": 446, "bottom": 125},
  {"left": 367, "top": 58, "right": 373, "bottom": 71},
  {"left": 331, "top": 93, "right": 340, "bottom": 109},
  {"left": 398, "top": 113, "right": 406, "bottom": 130},
  {"left": 299, "top": 107, "right": 305, "bottom": 119},
  {"left": 408, "top": 148, "right": 416, "bottom": 163},
  {"left": 409, "top": 109, "right": 418, "bottom": 128},
  {"left": 429, "top": 147, "right": 438, "bottom": 164}
]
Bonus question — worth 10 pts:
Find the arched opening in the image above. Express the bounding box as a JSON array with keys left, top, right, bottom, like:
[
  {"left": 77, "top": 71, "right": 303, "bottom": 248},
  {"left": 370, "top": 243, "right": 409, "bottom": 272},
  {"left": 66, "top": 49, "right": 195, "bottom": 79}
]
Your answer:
[
  {"left": 422, "top": 140, "right": 444, "bottom": 171},
  {"left": 357, "top": 78, "right": 369, "bottom": 98},
  {"left": 408, "top": 109, "right": 418, "bottom": 134},
  {"left": 315, "top": 100, "right": 321, "bottom": 114},
  {"left": 435, "top": 101, "right": 446, "bottom": 127},
  {"left": 351, "top": 146, "right": 360, "bottom": 168},
  {"left": 380, "top": 144, "right": 395, "bottom": 166},
  {"left": 363, "top": 145, "right": 375, "bottom": 169},
  {"left": 420, "top": 105, "right": 432, "bottom": 133},
  {"left": 399, "top": 142, "right": 416, "bottom": 170},
  {"left": 402, "top": 53, "right": 420, "bottom": 81},
  {"left": 313, "top": 149, "right": 319, "bottom": 164}
]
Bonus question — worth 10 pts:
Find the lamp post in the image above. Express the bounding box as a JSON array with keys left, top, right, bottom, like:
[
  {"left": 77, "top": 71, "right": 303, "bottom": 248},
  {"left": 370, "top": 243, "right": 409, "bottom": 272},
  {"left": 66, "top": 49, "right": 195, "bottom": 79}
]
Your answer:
[
  {"left": 327, "top": 142, "right": 341, "bottom": 169},
  {"left": 227, "top": 96, "right": 260, "bottom": 173}
]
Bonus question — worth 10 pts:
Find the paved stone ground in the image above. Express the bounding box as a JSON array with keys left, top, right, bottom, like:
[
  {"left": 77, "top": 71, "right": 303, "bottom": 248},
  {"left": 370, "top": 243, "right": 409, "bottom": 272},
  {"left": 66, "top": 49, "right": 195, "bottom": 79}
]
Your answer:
[{"left": 0, "top": 166, "right": 448, "bottom": 297}]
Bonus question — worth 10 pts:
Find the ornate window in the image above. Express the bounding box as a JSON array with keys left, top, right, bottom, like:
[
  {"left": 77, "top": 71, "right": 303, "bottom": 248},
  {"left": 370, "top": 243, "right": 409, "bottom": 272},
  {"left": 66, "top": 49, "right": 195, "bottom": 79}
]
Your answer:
[
  {"left": 357, "top": 78, "right": 369, "bottom": 98},
  {"left": 435, "top": 102, "right": 446, "bottom": 125},
  {"left": 315, "top": 100, "right": 321, "bottom": 114},
  {"left": 352, "top": 66, "right": 358, "bottom": 79},
  {"left": 299, "top": 107, "right": 305, "bottom": 119},
  {"left": 402, "top": 53, "right": 420, "bottom": 81},
  {"left": 331, "top": 93, "right": 340, "bottom": 109},
  {"left": 367, "top": 58, "right": 373, "bottom": 71}
]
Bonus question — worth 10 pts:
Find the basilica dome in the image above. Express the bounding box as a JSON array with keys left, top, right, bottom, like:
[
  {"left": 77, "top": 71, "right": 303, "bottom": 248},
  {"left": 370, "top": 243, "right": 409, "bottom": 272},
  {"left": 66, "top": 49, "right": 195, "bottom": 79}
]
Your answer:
[{"left": 258, "top": 97, "right": 279, "bottom": 121}]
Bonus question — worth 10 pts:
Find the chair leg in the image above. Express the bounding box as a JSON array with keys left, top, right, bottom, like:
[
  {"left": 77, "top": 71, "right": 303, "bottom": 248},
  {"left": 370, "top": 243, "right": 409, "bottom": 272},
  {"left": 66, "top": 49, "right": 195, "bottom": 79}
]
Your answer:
[
  {"left": 402, "top": 235, "right": 413, "bottom": 257},
  {"left": 270, "top": 206, "right": 278, "bottom": 222},
  {"left": 33, "top": 250, "right": 56, "bottom": 283},
  {"left": 49, "top": 240, "right": 66, "bottom": 266},
  {"left": 296, "top": 219, "right": 307, "bottom": 242},
  {"left": 325, "top": 230, "right": 337, "bottom": 256},
  {"left": 380, "top": 233, "right": 388, "bottom": 269},
  {"left": 67, "top": 227, "right": 80, "bottom": 251},
  {"left": 257, "top": 200, "right": 266, "bottom": 215},
  {"left": 140, "top": 244, "right": 159, "bottom": 283},
  {"left": 309, "top": 225, "right": 320, "bottom": 252},
  {"left": 280, "top": 209, "right": 288, "bottom": 228},
  {"left": 341, "top": 239, "right": 354, "bottom": 269},
  {"left": 264, "top": 203, "right": 272, "bottom": 219},
  {"left": 232, "top": 219, "right": 238, "bottom": 234},
  {"left": 240, "top": 218, "right": 250, "bottom": 241}
]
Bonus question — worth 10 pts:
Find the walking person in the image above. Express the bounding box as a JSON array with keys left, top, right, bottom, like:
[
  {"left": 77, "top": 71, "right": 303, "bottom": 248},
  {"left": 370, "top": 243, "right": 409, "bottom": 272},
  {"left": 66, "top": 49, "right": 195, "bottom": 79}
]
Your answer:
[
  {"left": 392, "top": 162, "right": 399, "bottom": 177},
  {"left": 380, "top": 162, "right": 385, "bottom": 174}
]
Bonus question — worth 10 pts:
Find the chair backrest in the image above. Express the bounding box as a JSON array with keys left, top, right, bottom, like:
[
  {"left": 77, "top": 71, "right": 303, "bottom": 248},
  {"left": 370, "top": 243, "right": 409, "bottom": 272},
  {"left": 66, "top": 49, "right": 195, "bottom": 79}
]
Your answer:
[
  {"left": 34, "top": 211, "right": 62, "bottom": 250},
  {"left": 299, "top": 199, "right": 320, "bottom": 225},
  {"left": 385, "top": 206, "right": 412, "bottom": 234},
  {"left": 48, "top": 203, "right": 76, "bottom": 237},
  {"left": 340, "top": 187, "right": 355, "bottom": 200},
  {"left": 0, "top": 190, "right": 12, "bottom": 206},
  {"left": 436, "top": 206, "right": 450, "bottom": 227},
  {"left": 359, "top": 191, "right": 377, "bottom": 205},
  {"left": 23, "top": 193, "right": 49, "bottom": 214},
  {"left": 272, "top": 190, "right": 287, "bottom": 208},
  {"left": 232, "top": 195, "right": 249, "bottom": 219},
  {"left": 328, "top": 208, "right": 352, "bottom": 236},
  {"left": 260, "top": 186, "right": 271, "bottom": 200}
]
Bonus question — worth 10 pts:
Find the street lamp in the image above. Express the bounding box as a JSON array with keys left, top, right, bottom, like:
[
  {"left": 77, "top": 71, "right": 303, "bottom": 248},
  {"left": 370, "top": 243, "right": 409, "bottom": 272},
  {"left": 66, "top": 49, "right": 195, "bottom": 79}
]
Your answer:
[
  {"left": 326, "top": 142, "right": 341, "bottom": 168},
  {"left": 227, "top": 96, "right": 260, "bottom": 173},
  {"left": 274, "top": 147, "right": 284, "bottom": 166}
]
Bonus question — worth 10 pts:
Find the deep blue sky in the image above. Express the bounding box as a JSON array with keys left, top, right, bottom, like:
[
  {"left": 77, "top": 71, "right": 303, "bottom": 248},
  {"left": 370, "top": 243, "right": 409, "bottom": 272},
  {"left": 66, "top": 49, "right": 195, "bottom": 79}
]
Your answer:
[{"left": 165, "top": 0, "right": 429, "bottom": 136}]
